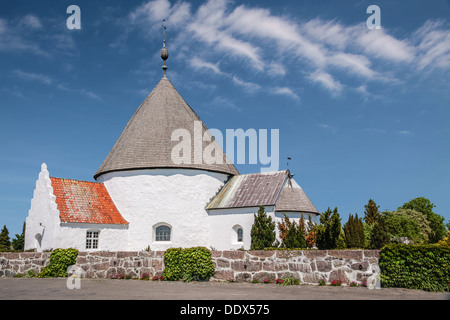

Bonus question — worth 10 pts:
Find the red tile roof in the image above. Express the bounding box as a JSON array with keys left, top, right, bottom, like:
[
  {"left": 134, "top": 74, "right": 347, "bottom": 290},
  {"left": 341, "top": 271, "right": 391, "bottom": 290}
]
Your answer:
[{"left": 50, "top": 177, "right": 128, "bottom": 225}]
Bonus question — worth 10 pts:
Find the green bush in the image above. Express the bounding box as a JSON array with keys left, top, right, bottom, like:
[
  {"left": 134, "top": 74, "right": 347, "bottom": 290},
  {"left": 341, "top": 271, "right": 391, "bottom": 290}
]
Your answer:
[
  {"left": 38, "top": 248, "right": 79, "bottom": 278},
  {"left": 379, "top": 244, "right": 450, "bottom": 292},
  {"left": 163, "top": 247, "right": 214, "bottom": 282}
]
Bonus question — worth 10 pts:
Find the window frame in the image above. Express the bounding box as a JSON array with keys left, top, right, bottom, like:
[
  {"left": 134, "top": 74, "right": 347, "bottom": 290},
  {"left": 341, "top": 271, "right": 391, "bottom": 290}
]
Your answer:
[
  {"left": 153, "top": 223, "right": 172, "bottom": 243},
  {"left": 86, "top": 230, "right": 99, "bottom": 250}
]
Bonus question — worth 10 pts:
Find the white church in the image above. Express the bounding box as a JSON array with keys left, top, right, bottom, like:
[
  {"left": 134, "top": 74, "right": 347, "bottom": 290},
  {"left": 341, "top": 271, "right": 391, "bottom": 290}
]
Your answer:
[{"left": 24, "top": 41, "right": 319, "bottom": 252}]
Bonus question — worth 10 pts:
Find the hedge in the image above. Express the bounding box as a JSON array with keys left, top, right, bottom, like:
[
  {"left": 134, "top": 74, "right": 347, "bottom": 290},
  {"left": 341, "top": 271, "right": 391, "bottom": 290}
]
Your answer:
[
  {"left": 379, "top": 244, "right": 450, "bottom": 292},
  {"left": 163, "top": 247, "right": 214, "bottom": 282}
]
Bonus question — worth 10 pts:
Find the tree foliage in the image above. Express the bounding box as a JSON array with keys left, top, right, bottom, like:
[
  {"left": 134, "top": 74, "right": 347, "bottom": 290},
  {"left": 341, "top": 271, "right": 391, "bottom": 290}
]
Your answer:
[
  {"left": 401, "top": 197, "right": 446, "bottom": 243},
  {"left": 343, "top": 213, "right": 365, "bottom": 248},
  {"left": 0, "top": 225, "right": 11, "bottom": 252},
  {"left": 384, "top": 209, "right": 431, "bottom": 244},
  {"left": 250, "top": 206, "right": 277, "bottom": 250},
  {"left": 11, "top": 222, "right": 26, "bottom": 251},
  {"left": 364, "top": 199, "right": 380, "bottom": 225},
  {"left": 278, "top": 214, "right": 307, "bottom": 249},
  {"left": 315, "top": 207, "right": 341, "bottom": 250}
]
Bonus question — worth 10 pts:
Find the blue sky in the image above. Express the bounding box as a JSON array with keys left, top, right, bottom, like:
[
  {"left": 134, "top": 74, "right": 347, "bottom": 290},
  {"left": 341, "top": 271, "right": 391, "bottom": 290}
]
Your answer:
[{"left": 1, "top": 0, "right": 449, "bottom": 236}]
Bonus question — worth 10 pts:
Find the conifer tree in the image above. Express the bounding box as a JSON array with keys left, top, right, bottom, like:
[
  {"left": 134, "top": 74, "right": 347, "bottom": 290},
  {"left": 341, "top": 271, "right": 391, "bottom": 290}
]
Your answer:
[
  {"left": 343, "top": 213, "right": 365, "bottom": 248},
  {"left": 0, "top": 225, "right": 11, "bottom": 252},
  {"left": 369, "top": 215, "right": 390, "bottom": 249},
  {"left": 12, "top": 222, "right": 26, "bottom": 251},
  {"left": 250, "top": 206, "right": 276, "bottom": 250},
  {"left": 281, "top": 216, "right": 307, "bottom": 249},
  {"left": 364, "top": 199, "right": 380, "bottom": 225},
  {"left": 316, "top": 207, "right": 342, "bottom": 250}
]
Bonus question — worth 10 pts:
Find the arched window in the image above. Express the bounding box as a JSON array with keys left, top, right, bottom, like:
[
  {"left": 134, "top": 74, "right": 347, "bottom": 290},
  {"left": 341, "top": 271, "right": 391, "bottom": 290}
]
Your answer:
[
  {"left": 237, "top": 228, "right": 243, "bottom": 242},
  {"left": 232, "top": 225, "right": 244, "bottom": 243},
  {"left": 155, "top": 225, "right": 171, "bottom": 242}
]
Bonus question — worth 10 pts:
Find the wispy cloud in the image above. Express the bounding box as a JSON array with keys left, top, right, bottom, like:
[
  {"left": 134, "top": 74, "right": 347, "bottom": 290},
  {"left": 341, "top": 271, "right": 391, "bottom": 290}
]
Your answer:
[
  {"left": 190, "top": 57, "right": 223, "bottom": 75},
  {"left": 309, "top": 70, "right": 343, "bottom": 95},
  {"left": 120, "top": 0, "right": 450, "bottom": 98},
  {"left": 12, "top": 69, "right": 53, "bottom": 85},
  {"left": 271, "top": 87, "right": 300, "bottom": 101}
]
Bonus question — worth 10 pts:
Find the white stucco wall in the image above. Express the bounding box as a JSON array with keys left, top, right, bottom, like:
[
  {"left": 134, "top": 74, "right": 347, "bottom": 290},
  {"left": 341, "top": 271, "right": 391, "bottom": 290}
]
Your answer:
[
  {"left": 25, "top": 163, "right": 59, "bottom": 252},
  {"left": 208, "top": 206, "right": 316, "bottom": 250},
  {"left": 55, "top": 223, "right": 128, "bottom": 251},
  {"left": 25, "top": 164, "right": 129, "bottom": 252},
  {"left": 97, "top": 168, "right": 230, "bottom": 251}
]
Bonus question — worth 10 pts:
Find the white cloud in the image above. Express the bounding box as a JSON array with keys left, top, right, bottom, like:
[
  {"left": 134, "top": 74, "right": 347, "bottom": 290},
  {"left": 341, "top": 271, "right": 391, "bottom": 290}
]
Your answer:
[
  {"left": 309, "top": 70, "right": 343, "bottom": 95},
  {"left": 356, "top": 27, "right": 415, "bottom": 63},
  {"left": 414, "top": 20, "right": 450, "bottom": 71},
  {"left": 271, "top": 87, "right": 300, "bottom": 101},
  {"left": 20, "top": 14, "right": 43, "bottom": 30},
  {"left": 232, "top": 75, "right": 261, "bottom": 93},
  {"left": 123, "top": 1, "right": 450, "bottom": 98},
  {"left": 190, "top": 57, "right": 223, "bottom": 74},
  {"left": 12, "top": 69, "right": 53, "bottom": 85}
]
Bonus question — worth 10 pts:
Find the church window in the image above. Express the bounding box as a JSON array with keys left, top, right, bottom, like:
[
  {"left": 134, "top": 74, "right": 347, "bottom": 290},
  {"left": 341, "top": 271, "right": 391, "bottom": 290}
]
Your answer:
[
  {"left": 237, "top": 228, "right": 243, "bottom": 242},
  {"left": 86, "top": 230, "right": 99, "bottom": 249},
  {"left": 155, "top": 225, "right": 171, "bottom": 242}
]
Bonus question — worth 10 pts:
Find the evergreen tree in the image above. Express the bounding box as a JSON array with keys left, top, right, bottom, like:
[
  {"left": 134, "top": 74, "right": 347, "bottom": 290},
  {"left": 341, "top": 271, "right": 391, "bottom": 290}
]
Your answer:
[
  {"left": 250, "top": 206, "right": 276, "bottom": 250},
  {"left": 364, "top": 199, "right": 380, "bottom": 225},
  {"left": 12, "top": 222, "right": 26, "bottom": 251},
  {"left": 316, "top": 207, "right": 342, "bottom": 250},
  {"left": 343, "top": 213, "right": 365, "bottom": 248},
  {"left": 281, "top": 215, "right": 307, "bottom": 249},
  {"left": 277, "top": 214, "right": 291, "bottom": 243},
  {"left": 369, "top": 215, "right": 390, "bottom": 249},
  {"left": 0, "top": 225, "right": 11, "bottom": 252}
]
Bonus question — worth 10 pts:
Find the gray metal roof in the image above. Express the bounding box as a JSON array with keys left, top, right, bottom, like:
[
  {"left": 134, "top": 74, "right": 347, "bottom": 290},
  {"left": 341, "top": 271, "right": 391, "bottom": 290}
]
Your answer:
[
  {"left": 274, "top": 184, "right": 319, "bottom": 214},
  {"left": 206, "top": 170, "right": 319, "bottom": 214},
  {"left": 94, "top": 76, "right": 239, "bottom": 179},
  {"left": 206, "top": 170, "right": 288, "bottom": 209}
]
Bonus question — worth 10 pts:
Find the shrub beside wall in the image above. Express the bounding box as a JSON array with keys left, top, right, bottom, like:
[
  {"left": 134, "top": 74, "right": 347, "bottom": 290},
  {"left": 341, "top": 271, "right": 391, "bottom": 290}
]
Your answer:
[
  {"left": 38, "top": 248, "right": 79, "bottom": 278},
  {"left": 379, "top": 244, "right": 450, "bottom": 292},
  {"left": 163, "top": 247, "right": 214, "bottom": 281}
]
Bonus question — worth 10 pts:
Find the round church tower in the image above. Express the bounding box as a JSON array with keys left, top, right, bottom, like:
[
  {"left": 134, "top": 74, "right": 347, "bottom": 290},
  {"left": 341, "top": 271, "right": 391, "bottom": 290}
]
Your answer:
[{"left": 94, "top": 42, "right": 238, "bottom": 251}]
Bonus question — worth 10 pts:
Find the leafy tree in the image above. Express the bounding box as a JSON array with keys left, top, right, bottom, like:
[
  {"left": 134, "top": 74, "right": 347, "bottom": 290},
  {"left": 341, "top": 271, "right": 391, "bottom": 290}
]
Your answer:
[
  {"left": 251, "top": 206, "right": 277, "bottom": 250},
  {"left": 401, "top": 197, "right": 446, "bottom": 243},
  {"left": 0, "top": 225, "right": 11, "bottom": 252},
  {"left": 385, "top": 208, "right": 432, "bottom": 243},
  {"left": 12, "top": 222, "right": 26, "bottom": 251},
  {"left": 316, "top": 207, "right": 342, "bottom": 250},
  {"left": 364, "top": 199, "right": 380, "bottom": 225},
  {"left": 343, "top": 213, "right": 365, "bottom": 248}
]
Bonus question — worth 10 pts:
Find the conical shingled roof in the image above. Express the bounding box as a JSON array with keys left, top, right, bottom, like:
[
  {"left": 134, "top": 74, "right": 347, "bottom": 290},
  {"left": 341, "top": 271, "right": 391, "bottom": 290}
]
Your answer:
[{"left": 94, "top": 76, "right": 239, "bottom": 179}]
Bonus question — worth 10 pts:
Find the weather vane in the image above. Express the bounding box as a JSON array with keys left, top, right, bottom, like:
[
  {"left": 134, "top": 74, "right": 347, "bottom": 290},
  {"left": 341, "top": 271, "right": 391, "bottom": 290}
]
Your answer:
[{"left": 161, "top": 19, "right": 168, "bottom": 76}]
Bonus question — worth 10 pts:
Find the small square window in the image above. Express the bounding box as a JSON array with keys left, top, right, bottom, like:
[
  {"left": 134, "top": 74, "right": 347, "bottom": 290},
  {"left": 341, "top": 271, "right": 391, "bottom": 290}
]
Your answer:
[{"left": 86, "top": 231, "right": 99, "bottom": 249}]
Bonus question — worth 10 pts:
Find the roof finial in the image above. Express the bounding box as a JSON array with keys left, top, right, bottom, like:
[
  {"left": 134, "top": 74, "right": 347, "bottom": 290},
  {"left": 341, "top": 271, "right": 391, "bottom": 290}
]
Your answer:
[{"left": 161, "top": 19, "right": 168, "bottom": 76}]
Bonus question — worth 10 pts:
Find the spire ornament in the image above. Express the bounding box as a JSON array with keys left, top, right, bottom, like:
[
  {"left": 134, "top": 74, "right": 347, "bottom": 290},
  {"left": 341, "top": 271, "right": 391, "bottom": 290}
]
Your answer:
[{"left": 161, "top": 20, "right": 168, "bottom": 76}]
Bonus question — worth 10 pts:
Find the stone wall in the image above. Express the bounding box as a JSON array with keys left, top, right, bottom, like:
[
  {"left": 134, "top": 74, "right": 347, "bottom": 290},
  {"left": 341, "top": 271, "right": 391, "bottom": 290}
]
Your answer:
[
  {"left": 211, "top": 250, "right": 380, "bottom": 284},
  {"left": 0, "top": 252, "right": 51, "bottom": 277},
  {"left": 0, "top": 250, "right": 380, "bottom": 285}
]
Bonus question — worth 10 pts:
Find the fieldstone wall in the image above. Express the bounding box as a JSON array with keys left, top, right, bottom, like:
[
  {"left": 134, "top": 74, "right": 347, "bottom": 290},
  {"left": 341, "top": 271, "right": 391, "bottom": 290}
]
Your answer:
[
  {"left": 0, "top": 250, "right": 380, "bottom": 285},
  {"left": 211, "top": 250, "right": 380, "bottom": 285},
  {"left": 0, "top": 252, "right": 51, "bottom": 277}
]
